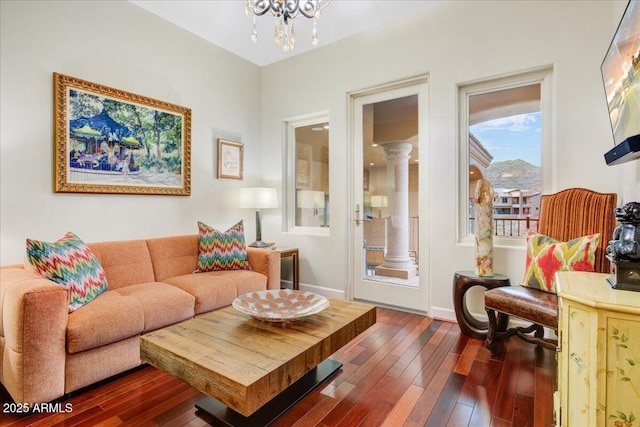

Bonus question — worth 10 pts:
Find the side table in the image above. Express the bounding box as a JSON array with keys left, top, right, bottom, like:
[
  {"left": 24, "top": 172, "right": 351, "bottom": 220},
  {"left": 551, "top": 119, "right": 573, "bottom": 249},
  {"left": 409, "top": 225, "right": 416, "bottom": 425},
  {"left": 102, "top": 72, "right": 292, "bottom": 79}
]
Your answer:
[
  {"left": 453, "top": 271, "right": 510, "bottom": 340},
  {"left": 276, "top": 248, "right": 299, "bottom": 290}
]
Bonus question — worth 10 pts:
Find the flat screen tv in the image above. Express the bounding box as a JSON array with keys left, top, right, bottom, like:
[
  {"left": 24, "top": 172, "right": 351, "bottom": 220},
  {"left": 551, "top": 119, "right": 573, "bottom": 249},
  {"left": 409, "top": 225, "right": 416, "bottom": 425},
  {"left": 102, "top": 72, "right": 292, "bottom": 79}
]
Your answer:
[{"left": 601, "top": 0, "right": 640, "bottom": 165}]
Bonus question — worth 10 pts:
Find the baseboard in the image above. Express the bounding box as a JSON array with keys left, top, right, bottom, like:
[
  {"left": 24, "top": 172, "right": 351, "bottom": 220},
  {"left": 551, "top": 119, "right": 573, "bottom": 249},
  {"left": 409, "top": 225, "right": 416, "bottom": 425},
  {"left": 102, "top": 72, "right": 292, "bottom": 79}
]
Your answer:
[
  {"left": 297, "top": 283, "right": 346, "bottom": 299},
  {"left": 353, "top": 299, "right": 428, "bottom": 316},
  {"left": 430, "top": 306, "right": 457, "bottom": 322}
]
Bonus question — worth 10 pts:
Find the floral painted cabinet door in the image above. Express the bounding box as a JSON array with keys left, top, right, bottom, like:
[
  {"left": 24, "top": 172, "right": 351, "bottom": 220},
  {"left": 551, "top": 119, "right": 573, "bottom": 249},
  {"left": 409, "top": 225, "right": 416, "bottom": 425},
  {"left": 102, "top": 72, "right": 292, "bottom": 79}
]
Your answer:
[
  {"left": 603, "top": 316, "right": 640, "bottom": 427},
  {"left": 558, "top": 299, "right": 597, "bottom": 426},
  {"left": 556, "top": 271, "right": 640, "bottom": 427}
]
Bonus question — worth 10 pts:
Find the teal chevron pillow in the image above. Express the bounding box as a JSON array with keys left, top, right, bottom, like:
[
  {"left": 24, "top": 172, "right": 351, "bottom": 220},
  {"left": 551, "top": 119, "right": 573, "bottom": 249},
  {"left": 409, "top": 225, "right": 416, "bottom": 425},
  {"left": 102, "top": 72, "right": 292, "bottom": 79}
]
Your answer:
[
  {"left": 197, "top": 221, "right": 252, "bottom": 272},
  {"left": 26, "top": 232, "right": 108, "bottom": 312}
]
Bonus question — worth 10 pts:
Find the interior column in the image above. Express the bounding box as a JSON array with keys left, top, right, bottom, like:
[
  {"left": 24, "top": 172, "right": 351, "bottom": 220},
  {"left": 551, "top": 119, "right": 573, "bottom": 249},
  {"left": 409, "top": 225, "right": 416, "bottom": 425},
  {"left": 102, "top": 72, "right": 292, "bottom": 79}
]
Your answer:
[{"left": 375, "top": 141, "right": 417, "bottom": 279}]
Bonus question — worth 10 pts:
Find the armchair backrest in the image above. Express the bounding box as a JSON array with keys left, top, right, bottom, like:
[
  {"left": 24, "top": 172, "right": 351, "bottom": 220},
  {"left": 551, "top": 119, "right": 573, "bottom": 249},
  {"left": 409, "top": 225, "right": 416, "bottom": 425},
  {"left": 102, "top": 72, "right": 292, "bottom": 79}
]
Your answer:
[{"left": 538, "top": 188, "right": 617, "bottom": 274}]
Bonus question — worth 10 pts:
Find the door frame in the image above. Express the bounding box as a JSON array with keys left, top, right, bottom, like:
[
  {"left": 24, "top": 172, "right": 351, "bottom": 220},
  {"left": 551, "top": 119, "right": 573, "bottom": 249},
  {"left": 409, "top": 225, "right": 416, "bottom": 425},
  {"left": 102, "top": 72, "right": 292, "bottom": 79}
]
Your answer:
[{"left": 347, "top": 75, "right": 430, "bottom": 313}]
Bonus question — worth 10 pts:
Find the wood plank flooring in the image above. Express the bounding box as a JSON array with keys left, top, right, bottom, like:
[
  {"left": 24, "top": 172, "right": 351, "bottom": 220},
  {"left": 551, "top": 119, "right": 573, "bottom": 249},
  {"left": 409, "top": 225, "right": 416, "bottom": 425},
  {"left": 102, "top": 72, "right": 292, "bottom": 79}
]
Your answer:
[{"left": 0, "top": 307, "right": 556, "bottom": 426}]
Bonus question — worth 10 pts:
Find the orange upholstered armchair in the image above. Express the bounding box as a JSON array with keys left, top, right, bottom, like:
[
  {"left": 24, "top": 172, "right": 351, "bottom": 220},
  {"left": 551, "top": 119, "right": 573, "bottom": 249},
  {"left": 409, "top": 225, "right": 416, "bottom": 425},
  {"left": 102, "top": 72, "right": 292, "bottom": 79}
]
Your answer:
[{"left": 484, "top": 188, "right": 617, "bottom": 354}]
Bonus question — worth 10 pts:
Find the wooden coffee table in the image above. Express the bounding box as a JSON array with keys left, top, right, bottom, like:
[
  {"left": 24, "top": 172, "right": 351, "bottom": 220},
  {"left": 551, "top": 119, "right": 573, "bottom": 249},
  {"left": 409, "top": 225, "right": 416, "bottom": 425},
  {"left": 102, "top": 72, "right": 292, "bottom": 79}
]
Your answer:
[{"left": 140, "top": 297, "right": 376, "bottom": 426}]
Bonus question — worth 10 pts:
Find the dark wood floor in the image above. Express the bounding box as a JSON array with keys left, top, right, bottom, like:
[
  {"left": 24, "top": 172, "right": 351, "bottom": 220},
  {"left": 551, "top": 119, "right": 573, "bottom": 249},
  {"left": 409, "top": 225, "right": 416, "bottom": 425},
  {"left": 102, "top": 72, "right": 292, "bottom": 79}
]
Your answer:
[{"left": 1, "top": 307, "right": 556, "bottom": 427}]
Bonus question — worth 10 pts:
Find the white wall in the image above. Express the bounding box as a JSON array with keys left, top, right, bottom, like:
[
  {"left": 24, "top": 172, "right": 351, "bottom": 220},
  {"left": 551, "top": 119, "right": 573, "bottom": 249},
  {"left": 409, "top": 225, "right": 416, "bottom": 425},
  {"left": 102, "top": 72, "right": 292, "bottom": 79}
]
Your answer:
[
  {"left": 260, "top": 1, "right": 640, "bottom": 317},
  {"left": 0, "top": 1, "right": 262, "bottom": 264}
]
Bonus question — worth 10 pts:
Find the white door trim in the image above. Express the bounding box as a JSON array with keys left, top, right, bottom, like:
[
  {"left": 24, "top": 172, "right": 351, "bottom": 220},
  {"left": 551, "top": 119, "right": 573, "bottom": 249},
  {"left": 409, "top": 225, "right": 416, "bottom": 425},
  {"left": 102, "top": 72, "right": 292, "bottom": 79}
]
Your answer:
[{"left": 347, "top": 75, "right": 430, "bottom": 312}]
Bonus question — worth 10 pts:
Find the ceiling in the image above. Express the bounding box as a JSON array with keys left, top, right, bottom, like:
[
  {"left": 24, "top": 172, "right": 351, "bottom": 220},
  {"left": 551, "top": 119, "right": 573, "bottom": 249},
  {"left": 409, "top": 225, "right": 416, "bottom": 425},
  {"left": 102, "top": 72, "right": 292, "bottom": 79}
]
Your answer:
[
  {"left": 130, "top": 1, "right": 442, "bottom": 67},
  {"left": 366, "top": 95, "right": 419, "bottom": 168}
]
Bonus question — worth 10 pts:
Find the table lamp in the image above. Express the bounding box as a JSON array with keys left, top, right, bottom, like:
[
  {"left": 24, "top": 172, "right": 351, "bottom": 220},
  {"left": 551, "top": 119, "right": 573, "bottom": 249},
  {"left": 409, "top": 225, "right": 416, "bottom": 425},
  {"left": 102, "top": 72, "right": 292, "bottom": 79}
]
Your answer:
[
  {"left": 239, "top": 187, "right": 278, "bottom": 248},
  {"left": 370, "top": 195, "right": 388, "bottom": 218}
]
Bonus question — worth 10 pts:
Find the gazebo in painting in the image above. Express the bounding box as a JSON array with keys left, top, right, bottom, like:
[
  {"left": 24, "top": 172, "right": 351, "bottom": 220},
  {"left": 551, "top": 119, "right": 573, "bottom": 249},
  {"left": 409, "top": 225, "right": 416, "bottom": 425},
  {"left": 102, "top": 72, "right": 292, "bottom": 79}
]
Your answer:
[{"left": 69, "top": 109, "right": 142, "bottom": 174}]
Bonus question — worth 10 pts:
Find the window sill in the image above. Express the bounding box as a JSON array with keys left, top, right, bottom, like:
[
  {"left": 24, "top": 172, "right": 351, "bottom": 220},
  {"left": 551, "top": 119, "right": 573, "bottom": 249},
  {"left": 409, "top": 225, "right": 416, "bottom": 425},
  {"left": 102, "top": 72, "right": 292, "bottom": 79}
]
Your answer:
[
  {"left": 458, "top": 235, "right": 526, "bottom": 250},
  {"left": 285, "top": 226, "right": 330, "bottom": 238}
]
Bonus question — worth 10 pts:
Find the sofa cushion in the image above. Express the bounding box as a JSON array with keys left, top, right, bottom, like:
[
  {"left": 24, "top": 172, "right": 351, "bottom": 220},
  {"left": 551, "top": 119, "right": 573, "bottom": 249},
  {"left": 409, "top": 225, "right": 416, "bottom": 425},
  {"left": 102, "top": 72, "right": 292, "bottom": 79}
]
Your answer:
[
  {"left": 163, "top": 270, "right": 267, "bottom": 314},
  {"left": 114, "top": 283, "right": 195, "bottom": 331},
  {"left": 522, "top": 230, "right": 600, "bottom": 293},
  {"left": 88, "top": 240, "right": 155, "bottom": 290},
  {"left": 66, "top": 291, "right": 144, "bottom": 353},
  {"left": 233, "top": 270, "right": 270, "bottom": 296},
  {"left": 146, "top": 235, "right": 199, "bottom": 282},
  {"left": 196, "top": 221, "right": 252, "bottom": 272},
  {"left": 163, "top": 273, "right": 238, "bottom": 314},
  {"left": 26, "top": 232, "right": 108, "bottom": 312}
]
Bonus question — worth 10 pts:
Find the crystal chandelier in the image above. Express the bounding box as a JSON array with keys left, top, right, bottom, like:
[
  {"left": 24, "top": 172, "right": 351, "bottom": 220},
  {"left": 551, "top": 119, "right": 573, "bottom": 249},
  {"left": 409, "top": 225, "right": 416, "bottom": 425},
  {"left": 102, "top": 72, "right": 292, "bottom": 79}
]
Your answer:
[{"left": 244, "top": 0, "right": 329, "bottom": 52}]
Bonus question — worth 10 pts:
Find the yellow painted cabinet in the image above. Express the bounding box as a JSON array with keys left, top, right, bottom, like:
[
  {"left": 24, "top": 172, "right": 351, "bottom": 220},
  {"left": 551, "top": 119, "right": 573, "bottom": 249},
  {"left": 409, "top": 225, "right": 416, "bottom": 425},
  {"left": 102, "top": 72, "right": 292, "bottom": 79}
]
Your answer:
[{"left": 556, "top": 272, "right": 640, "bottom": 427}]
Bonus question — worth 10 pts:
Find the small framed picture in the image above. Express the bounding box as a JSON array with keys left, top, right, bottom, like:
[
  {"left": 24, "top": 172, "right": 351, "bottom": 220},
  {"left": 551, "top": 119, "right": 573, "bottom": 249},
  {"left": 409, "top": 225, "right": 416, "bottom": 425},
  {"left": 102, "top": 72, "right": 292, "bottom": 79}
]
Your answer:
[{"left": 218, "top": 139, "right": 243, "bottom": 180}]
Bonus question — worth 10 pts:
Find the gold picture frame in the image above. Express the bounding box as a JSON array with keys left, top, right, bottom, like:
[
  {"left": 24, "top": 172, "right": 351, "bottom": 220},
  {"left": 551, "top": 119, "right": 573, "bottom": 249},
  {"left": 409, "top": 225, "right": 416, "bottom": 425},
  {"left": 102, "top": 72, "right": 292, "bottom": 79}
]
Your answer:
[
  {"left": 217, "top": 139, "right": 244, "bottom": 180},
  {"left": 54, "top": 73, "right": 191, "bottom": 195}
]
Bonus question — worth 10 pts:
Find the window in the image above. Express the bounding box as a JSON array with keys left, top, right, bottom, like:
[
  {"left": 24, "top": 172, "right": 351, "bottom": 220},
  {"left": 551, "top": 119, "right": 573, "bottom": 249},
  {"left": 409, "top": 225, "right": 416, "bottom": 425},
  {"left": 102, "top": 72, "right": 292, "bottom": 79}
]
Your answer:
[
  {"left": 458, "top": 68, "right": 552, "bottom": 242},
  {"left": 285, "top": 113, "right": 330, "bottom": 235}
]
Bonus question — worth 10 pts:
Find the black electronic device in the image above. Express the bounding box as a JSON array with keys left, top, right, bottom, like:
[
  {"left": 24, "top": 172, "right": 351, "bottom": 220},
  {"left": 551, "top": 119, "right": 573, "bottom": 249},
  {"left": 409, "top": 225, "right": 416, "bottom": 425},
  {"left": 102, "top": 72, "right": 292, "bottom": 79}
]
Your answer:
[
  {"left": 601, "top": 1, "right": 640, "bottom": 166},
  {"left": 604, "top": 134, "right": 640, "bottom": 165}
]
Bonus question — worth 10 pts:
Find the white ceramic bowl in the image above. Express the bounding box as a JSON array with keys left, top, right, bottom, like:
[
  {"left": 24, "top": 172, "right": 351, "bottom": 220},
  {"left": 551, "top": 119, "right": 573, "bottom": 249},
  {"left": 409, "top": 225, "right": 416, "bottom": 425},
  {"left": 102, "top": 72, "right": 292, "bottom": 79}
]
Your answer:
[{"left": 232, "top": 289, "right": 329, "bottom": 322}]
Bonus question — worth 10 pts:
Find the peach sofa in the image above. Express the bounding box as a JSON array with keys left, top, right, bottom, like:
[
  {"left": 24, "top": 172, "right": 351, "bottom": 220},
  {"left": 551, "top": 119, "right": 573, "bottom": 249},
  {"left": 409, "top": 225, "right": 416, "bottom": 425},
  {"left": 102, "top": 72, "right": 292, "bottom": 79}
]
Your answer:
[{"left": 0, "top": 234, "right": 280, "bottom": 405}]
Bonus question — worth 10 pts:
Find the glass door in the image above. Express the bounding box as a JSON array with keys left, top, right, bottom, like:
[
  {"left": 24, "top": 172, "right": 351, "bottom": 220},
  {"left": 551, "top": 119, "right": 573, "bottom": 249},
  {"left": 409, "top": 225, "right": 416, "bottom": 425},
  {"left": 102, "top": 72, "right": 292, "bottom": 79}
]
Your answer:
[{"left": 350, "top": 79, "right": 429, "bottom": 312}]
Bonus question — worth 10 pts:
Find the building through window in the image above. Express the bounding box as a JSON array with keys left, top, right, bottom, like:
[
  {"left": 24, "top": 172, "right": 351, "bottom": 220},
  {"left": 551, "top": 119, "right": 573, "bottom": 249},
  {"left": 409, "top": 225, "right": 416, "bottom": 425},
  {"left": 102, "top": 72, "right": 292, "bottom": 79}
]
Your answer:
[{"left": 459, "top": 68, "right": 552, "bottom": 240}]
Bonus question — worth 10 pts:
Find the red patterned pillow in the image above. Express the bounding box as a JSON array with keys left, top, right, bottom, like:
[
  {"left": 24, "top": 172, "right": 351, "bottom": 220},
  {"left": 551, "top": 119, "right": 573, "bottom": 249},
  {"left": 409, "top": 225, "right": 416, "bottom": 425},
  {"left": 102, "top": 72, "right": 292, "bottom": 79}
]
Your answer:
[{"left": 522, "top": 230, "right": 600, "bottom": 294}]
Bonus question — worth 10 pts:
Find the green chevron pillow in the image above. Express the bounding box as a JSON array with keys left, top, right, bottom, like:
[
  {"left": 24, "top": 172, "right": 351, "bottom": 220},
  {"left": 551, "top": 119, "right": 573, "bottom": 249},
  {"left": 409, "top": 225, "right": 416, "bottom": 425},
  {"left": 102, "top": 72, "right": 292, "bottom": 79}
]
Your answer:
[
  {"left": 196, "top": 221, "right": 252, "bottom": 272},
  {"left": 26, "top": 232, "right": 108, "bottom": 312}
]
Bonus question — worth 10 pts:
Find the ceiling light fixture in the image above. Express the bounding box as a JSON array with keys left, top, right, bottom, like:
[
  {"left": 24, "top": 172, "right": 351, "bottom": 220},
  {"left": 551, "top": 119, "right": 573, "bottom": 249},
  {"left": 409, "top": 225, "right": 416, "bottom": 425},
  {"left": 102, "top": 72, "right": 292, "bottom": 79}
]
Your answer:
[
  {"left": 244, "top": 0, "right": 330, "bottom": 52},
  {"left": 311, "top": 124, "right": 329, "bottom": 131}
]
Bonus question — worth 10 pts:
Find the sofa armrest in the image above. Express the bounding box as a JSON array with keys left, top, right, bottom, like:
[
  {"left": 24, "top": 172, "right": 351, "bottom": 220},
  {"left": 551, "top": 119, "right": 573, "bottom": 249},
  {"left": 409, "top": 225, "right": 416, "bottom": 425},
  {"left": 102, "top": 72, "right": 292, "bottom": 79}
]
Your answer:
[
  {"left": 0, "top": 267, "right": 68, "bottom": 404},
  {"left": 246, "top": 248, "right": 281, "bottom": 290}
]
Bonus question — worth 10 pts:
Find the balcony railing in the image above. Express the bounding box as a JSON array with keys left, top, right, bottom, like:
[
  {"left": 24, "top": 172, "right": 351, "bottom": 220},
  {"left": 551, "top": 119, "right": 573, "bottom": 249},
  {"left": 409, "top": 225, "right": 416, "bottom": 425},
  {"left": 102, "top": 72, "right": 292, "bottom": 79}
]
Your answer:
[{"left": 468, "top": 216, "right": 539, "bottom": 237}]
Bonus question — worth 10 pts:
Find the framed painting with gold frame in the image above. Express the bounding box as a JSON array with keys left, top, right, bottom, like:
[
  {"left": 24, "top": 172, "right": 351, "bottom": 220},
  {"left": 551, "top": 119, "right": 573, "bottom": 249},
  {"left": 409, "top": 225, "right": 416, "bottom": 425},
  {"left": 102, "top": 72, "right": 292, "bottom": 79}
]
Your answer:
[
  {"left": 217, "top": 139, "right": 244, "bottom": 180},
  {"left": 54, "top": 72, "right": 191, "bottom": 195}
]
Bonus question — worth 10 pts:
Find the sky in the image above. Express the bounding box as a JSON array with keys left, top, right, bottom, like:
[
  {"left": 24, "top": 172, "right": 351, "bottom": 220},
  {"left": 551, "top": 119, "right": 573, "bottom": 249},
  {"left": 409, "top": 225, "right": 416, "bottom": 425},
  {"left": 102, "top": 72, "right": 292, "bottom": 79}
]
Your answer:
[{"left": 470, "top": 112, "right": 541, "bottom": 166}]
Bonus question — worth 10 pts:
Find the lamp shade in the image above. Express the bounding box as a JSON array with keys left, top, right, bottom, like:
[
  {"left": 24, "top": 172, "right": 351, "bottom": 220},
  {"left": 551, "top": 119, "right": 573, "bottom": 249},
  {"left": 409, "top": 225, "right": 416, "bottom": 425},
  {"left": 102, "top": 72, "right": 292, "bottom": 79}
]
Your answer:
[
  {"left": 370, "top": 195, "right": 388, "bottom": 208},
  {"left": 296, "top": 190, "right": 325, "bottom": 209},
  {"left": 239, "top": 187, "right": 278, "bottom": 209}
]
